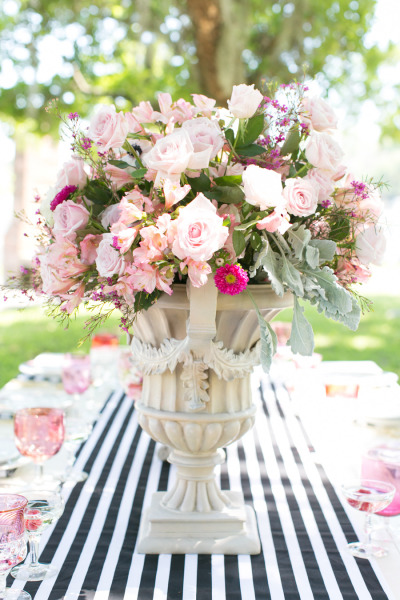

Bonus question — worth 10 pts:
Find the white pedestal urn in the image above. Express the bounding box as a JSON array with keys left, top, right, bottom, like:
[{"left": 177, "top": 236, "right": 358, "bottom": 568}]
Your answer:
[{"left": 132, "top": 278, "right": 293, "bottom": 554}]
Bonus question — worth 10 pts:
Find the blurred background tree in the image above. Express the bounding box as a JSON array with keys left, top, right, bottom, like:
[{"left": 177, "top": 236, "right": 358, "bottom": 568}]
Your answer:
[{"left": 1, "top": 0, "right": 399, "bottom": 135}]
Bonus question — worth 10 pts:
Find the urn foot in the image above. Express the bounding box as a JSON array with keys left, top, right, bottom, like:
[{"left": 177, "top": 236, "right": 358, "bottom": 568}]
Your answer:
[{"left": 136, "top": 491, "right": 261, "bottom": 555}]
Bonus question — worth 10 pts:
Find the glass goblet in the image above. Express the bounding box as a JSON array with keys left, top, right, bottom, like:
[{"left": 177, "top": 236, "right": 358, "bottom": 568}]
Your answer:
[
  {"left": 14, "top": 408, "right": 65, "bottom": 486},
  {"left": 0, "top": 494, "right": 30, "bottom": 600},
  {"left": 342, "top": 479, "right": 395, "bottom": 559},
  {"left": 61, "top": 417, "right": 93, "bottom": 484},
  {"left": 10, "top": 489, "right": 64, "bottom": 582},
  {"left": 62, "top": 353, "right": 91, "bottom": 416}
]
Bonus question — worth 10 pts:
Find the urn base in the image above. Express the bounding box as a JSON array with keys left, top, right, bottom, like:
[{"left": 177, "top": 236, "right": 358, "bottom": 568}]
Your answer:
[{"left": 136, "top": 491, "right": 260, "bottom": 555}]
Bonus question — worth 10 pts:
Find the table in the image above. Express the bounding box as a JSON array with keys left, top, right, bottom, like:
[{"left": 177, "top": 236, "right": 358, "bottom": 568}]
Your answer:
[{"left": 4, "top": 369, "right": 398, "bottom": 599}]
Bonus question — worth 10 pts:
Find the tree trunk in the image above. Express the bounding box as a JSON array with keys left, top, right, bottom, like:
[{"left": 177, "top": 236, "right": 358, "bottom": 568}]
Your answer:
[{"left": 185, "top": 0, "right": 249, "bottom": 104}]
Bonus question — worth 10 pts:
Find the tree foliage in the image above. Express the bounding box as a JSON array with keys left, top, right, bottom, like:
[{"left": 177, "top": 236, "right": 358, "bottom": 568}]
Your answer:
[{"left": 0, "top": 0, "right": 397, "bottom": 136}]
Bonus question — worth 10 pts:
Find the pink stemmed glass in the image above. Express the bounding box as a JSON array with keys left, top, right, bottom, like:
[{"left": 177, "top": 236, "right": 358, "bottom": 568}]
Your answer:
[
  {"left": 342, "top": 479, "right": 395, "bottom": 559},
  {"left": 0, "top": 494, "right": 30, "bottom": 600},
  {"left": 14, "top": 408, "right": 65, "bottom": 486},
  {"left": 62, "top": 353, "right": 91, "bottom": 415}
]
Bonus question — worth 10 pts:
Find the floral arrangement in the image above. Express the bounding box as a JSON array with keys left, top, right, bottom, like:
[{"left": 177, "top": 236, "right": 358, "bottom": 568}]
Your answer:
[{"left": 13, "top": 82, "right": 386, "bottom": 370}]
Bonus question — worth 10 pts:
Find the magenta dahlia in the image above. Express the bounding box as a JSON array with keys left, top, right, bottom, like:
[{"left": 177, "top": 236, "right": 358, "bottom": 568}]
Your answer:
[{"left": 214, "top": 264, "right": 249, "bottom": 296}]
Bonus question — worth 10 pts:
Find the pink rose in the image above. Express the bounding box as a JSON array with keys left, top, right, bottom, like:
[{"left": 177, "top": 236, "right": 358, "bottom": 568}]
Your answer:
[
  {"left": 95, "top": 234, "right": 126, "bottom": 277},
  {"left": 256, "top": 208, "right": 291, "bottom": 234},
  {"left": 80, "top": 234, "right": 102, "bottom": 265},
  {"left": 52, "top": 200, "right": 90, "bottom": 241},
  {"left": 182, "top": 117, "right": 224, "bottom": 161},
  {"left": 355, "top": 225, "right": 386, "bottom": 266},
  {"left": 305, "top": 169, "right": 334, "bottom": 202},
  {"left": 55, "top": 158, "right": 87, "bottom": 191},
  {"left": 227, "top": 84, "right": 263, "bottom": 119},
  {"left": 171, "top": 193, "right": 229, "bottom": 262},
  {"left": 242, "top": 165, "right": 283, "bottom": 210},
  {"left": 143, "top": 129, "right": 195, "bottom": 187},
  {"left": 301, "top": 97, "right": 338, "bottom": 131},
  {"left": 40, "top": 239, "right": 88, "bottom": 294},
  {"left": 88, "top": 105, "right": 129, "bottom": 151},
  {"left": 305, "top": 132, "right": 344, "bottom": 173},
  {"left": 283, "top": 178, "right": 319, "bottom": 217}
]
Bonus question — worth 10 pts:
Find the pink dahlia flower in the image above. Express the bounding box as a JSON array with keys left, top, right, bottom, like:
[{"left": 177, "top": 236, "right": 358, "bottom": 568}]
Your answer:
[{"left": 214, "top": 264, "right": 249, "bottom": 296}]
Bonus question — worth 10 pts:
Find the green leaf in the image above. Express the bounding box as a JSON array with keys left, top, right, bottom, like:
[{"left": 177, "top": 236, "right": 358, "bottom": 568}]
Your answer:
[
  {"left": 250, "top": 231, "right": 262, "bottom": 251},
  {"left": 237, "top": 113, "right": 265, "bottom": 146},
  {"left": 235, "top": 217, "right": 262, "bottom": 231},
  {"left": 232, "top": 229, "right": 246, "bottom": 256},
  {"left": 129, "top": 167, "right": 148, "bottom": 179},
  {"left": 84, "top": 180, "right": 113, "bottom": 205},
  {"left": 214, "top": 175, "right": 243, "bottom": 187},
  {"left": 287, "top": 224, "right": 311, "bottom": 260},
  {"left": 289, "top": 297, "right": 315, "bottom": 355},
  {"left": 204, "top": 185, "right": 244, "bottom": 204},
  {"left": 133, "top": 289, "right": 162, "bottom": 312},
  {"left": 187, "top": 173, "right": 211, "bottom": 193},
  {"left": 281, "top": 256, "right": 304, "bottom": 296},
  {"left": 108, "top": 159, "right": 132, "bottom": 169},
  {"left": 235, "top": 143, "right": 266, "bottom": 157},
  {"left": 280, "top": 128, "right": 301, "bottom": 156},
  {"left": 327, "top": 217, "right": 351, "bottom": 242},
  {"left": 225, "top": 128, "right": 235, "bottom": 146},
  {"left": 308, "top": 239, "right": 336, "bottom": 263}
]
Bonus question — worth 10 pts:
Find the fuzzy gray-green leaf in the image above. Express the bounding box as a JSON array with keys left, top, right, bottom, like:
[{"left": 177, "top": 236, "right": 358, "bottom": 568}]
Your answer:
[{"left": 289, "top": 297, "right": 315, "bottom": 355}]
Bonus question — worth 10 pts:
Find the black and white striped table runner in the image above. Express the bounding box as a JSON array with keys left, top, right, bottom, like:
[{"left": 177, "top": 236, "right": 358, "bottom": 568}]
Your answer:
[{"left": 9, "top": 373, "right": 394, "bottom": 599}]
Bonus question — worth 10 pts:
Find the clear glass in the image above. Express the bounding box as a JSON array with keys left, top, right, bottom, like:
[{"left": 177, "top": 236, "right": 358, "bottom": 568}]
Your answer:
[
  {"left": 342, "top": 478, "right": 395, "bottom": 559},
  {"left": 0, "top": 494, "right": 30, "bottom": 600},
  {"left": 61, "top": 418, "right": 93, "bottom": 483},
  {"left": 14, "top": 408, "right": 65, "bottom": 486},
  {"left": 10, "top": 489, "right": 64, "bottom": 582}
]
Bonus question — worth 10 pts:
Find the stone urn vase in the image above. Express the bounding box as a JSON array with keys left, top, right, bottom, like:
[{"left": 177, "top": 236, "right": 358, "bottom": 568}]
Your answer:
[{"left": 132, "top": 278, "right": 292, "bottom": 554}]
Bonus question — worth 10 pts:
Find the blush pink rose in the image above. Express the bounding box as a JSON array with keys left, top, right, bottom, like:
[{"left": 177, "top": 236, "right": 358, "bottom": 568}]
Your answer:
[
  {"left": 242, "top": 165, "right": 283, "bottom": 210},
  {"left": 95, "top": 233, "right": 126, "bottom": 277},
  {"left": 301, "top": 97, "right": 338, "bottom": 131},
  {"left": 40, "top": 239, "right": 88, "bottom": 295},
  {"left": 80, "top": 234, "right": 102, "bottom": 265},
  {"left": 171, "top": 193, "right": 229, "bottom": 262},
  {"left": 305, "top": 169, "right": 335, "bottom": 202},
  {"left": 88, "top": 105, "right": 129, "bottom": 151},
  {"left": 227, "top": 84, "right": 263, "bottom": 119},
  {"left": 283, "top": 178, "right": 319, "bottom": 217},
  {"left": 52, "top": 200, "right": 90, "bottom": 240},
  {"left": 256, "top": 208, "right": 291, "bottom": 234},
  {"left": 182, "top": 117, "right": 224, "bottom": 161},
  {"left": 143, "top": 129, "right": 195, "bottom": 187},
  {"left": 355, "top": 225, "right": 386, "bottom": 266},
  {"left": 305, "top": 132, "right": 344, "bottom": 173},
  {"left": 55, "top": 158, "right": 87, "bottom": 191}
]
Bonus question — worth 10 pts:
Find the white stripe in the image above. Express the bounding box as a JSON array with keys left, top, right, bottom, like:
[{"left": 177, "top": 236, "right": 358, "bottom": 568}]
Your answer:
[
  {"left": 211, "top": 554, "right": 225, "bottom": 600},
  {"left": 182, "top": 554, "right": 198, "bottom": 599},
  {"left": 238, "top": 555, "right": 256, "bottom": 600},
  {"left": 261, "top": 384, "right": 344, "bottom": 599},
  {"left": 123, "top": 437, "right": 165, "bottom": 600},
  {"left": 31, "top": 393, "right": 134, "bottom": 600},
  {"left": 274, "top": 380, "right": 395, "bottom": 600},
  {"left": 62, "top": 411, "right": 142, "bottom": 600},
  {"left": 153, "top": 554, "right": 172, "bottom": 600}
]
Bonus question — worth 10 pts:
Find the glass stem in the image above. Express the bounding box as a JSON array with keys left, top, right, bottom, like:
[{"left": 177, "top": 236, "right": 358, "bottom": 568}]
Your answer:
[
  {"left": 28, "top": 534, "right": 41, "bottom": 567},
  {"left": 365, "top": 513, "right": 373, "bottom": 547},
  {"left": 35, "top": 462, "right": 44, "bottom": 481},
  {"left": 0, "top": 570, "right": 9, "bottom": 598}
]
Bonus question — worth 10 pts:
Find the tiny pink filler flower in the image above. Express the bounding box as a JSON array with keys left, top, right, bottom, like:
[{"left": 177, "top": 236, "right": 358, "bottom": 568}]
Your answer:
[{"left": 214, "top": 264, "right": 249, "bottom": 296}]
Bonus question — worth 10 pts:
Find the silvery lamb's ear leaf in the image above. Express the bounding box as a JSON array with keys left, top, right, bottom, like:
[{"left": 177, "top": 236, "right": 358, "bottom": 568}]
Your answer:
[
  {"left": 344, "top": 296, "right": 362, "bottom": 331},
  {"left": 282, "top": 256, "right": 304, "bottom": 296},
  {"left": 308, "top": 239, "right": 337, "bottom": 264},
  {"left": 289, "top": 297, "right": 315, "bottom": 356},
  {"left": 304, "top": 266, "right": 352, "bottom": 315},
  {"left": 260, "top": 244, "right": 284, "bottom": 297},
  {"left": 255, "top": 307, "right": 278, "bottom": 373},
  {"left": 305, "top": 244, "right": 320, "bottom": 269},
  {"left": 287, "top": 224, "right": 311, "bottom": 260}
]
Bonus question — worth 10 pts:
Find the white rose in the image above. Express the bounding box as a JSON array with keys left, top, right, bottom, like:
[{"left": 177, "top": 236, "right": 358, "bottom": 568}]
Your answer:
[
  {"left": 304, "top": 169, "right": 334, "bottom": 202},
  {"left": 301, "top": 97, "right": 338, "bottom": 131},
  {"left": 228, "top": 84, "right": 263, "bottom": 119},
  {"left": 242, "top": 165, "right": 283, "bottom": 209},
  {"left": 182, "top": 117, "right": 224, "bottom": 161},
  {"left": 305, "top": 132, "right": 344, "bottom": 173},
  {"left": 143, "top": 129, "right": 194, "bottom": 187},
  {"left": 95, "top": 233, "right": 126, "bottom": 277},
  {"left": 356, "top": 225, "right": 386, "bottom": 266}
]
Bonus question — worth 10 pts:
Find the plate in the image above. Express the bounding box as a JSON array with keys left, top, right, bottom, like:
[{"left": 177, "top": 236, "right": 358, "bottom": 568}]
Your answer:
[
  {"left": 0, "top": 439, "right": 29, "bottom": 474},
  {"left": 19, "top": 353, "right": 65, "bottom": 378},
  {"left": 0, "top": 380, "right": 72, "bottom": 416}
]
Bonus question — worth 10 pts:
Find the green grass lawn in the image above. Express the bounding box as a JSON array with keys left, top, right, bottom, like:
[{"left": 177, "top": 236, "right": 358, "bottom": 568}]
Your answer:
[{"left": 0, "top": 295, "right": 399, "bottom": 388}]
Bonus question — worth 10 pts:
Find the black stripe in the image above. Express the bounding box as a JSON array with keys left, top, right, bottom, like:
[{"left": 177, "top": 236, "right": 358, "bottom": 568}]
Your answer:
[
  {"left": 196, "top": 555, "right": 212, "bottom": 600},
  {"left": 166, "top": 554, "right": 185, "bottom": 600}
]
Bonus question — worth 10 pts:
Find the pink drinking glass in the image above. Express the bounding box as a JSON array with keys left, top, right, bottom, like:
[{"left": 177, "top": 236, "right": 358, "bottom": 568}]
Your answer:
[
  {"left": 62, "top": 353, "right": 91, "bottom": 414},
  {"left": 342, "top": 479, "right": 395, "bottom": 559},
  {"left": 0, "top": 494, "right": 30, "bottom": 600},
  {"left": 14, "top": 408, "right": 65, "bottom": 485}
]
